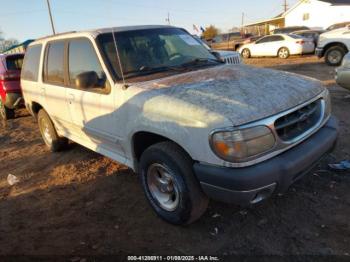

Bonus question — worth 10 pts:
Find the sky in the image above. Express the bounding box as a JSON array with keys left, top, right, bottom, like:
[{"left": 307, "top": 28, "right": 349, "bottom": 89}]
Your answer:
[{"left": 0, "top": 0, "right": 298, "bottom": 42}]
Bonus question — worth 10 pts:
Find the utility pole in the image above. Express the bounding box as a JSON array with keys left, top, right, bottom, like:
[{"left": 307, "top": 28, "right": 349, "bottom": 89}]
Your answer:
[
  {"left": 283, "top": 0, "right": 288, "bottom": 12},
  {"left": 241, "top": 12, "right": 245, "bottom": 34},
  {"left": 166, "top": 12, "right": 171, "bottom": 25},
  {"left": 241, "top": 12, "right": 245, "bottom": 27},
  {"left": 46, "top": 0, "right": 56, "bottom": 35}
]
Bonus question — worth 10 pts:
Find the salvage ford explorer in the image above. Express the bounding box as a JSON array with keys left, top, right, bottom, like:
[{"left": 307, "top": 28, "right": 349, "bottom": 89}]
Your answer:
[{"left": 21, "top": 25, "right": 338, "bottom": 225}]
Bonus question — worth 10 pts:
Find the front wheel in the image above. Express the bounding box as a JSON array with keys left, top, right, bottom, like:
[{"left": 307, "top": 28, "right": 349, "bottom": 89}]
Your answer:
[
  {"left": 0, "top": 100, "right": 15, "bottom": 121},
  {"left": 325, "top": 46, "right": 346, "bottom": 66},
  {"left": 278, "top": 47, "right": 290, "bottom": 59},
  {"left": 139, "top": 142, "right": 208, "bottom": 225},
  {"left": 37, "top": 109, "right": 68, "bottom": 152}
]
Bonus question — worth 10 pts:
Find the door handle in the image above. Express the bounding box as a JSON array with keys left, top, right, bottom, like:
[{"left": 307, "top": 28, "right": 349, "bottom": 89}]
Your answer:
[{"left": 68, "top": 94, "right": 75, "bottom": 104}]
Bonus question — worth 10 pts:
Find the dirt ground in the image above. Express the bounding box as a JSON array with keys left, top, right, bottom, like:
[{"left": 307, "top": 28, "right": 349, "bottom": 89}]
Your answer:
[{"left": 0, "top": 55, "right": 350, "bottom": 258}]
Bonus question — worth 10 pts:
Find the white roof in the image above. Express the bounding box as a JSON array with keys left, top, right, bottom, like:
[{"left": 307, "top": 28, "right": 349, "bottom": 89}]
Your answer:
[{"left": 31, "top": 25, "right": 176, "bottom": 45}]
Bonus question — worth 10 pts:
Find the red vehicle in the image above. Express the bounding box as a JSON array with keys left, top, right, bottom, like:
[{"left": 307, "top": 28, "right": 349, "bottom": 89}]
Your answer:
[{"left": 0, "top": 53, "right": 24, "bottom": 120}]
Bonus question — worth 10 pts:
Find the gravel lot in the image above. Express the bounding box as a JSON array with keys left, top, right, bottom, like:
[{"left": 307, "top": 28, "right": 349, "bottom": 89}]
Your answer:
[{"left": 0, "top": 55, "right": 349, "bottom": 257}]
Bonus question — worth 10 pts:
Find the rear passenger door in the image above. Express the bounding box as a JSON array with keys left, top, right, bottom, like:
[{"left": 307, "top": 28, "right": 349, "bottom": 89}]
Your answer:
[
  {"left": 42, "top": 40, "right": 73, "bottom": 131},
  {"left": 264, "top": 35, "right": 285, "bottom": 56}
]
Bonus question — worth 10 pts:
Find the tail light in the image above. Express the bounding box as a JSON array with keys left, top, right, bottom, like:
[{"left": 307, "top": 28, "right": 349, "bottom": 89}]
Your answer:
[{"left": 296, "top": 40, "right": 305, "bottom": 45}]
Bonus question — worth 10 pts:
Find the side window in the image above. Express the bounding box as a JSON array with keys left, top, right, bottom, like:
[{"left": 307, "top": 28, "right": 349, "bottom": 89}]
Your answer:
[
  {"left": 21, "top": 45, "right": 42, "bottom": 81},
  {"left": 44, "top": 41, "right": 65, "bottom": 84},
  {"left": 274, "top": 36, "right": 285, "bottom": 41},
  {"left": 256, "top": 36, "right": 270, "bottom": 44},
  {"left": 68, "top": 38, "right": 107, "bottom": 90}
]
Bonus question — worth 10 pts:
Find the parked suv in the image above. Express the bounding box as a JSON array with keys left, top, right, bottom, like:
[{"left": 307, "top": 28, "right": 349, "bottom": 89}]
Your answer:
[
  {"left": 21, "top": 26, "right": 338, "bottom": 225},
  {"left": 316, "top": 26, "right": 350, "bottom": 66},
  {"left": 0, "top": 53, "right": 24, "bottom": 120}
]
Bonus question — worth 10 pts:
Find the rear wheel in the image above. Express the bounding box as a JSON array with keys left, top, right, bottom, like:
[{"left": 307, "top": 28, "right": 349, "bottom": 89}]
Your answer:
[
  {"left": 278, "top": 47, "right": 290, "bottom": 59},
  {"left": 325, "top": 46, "right": 346, "bottom": 66},
  {"left": 242, "top": 48, "right": 251, "bottom": 59},
  {"left": 139, "top": 142, "right": 208, "bottom": 225},
  {"left": 0, "top": 100, "right": 15, "bottom": 121},
  {"left": 37, "top": 109, "right": 68, "bottom": 152}
]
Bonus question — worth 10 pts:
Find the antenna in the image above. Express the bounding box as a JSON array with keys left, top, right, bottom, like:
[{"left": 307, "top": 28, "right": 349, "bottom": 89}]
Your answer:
[
  {"left": 111, "top": 27, "right": 128, "bottom": 90},
  {"left": 166, "top": 12, "right": 171, "bottom": 25},
  {"left": 46, "top": 0, "right": 56, "bottom": 35}
]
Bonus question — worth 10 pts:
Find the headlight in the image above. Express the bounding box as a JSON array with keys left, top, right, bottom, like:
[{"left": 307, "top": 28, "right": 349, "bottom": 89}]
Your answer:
[
  {"left": 210, "top": 126, "right": 276, "bottom": 162},
  {"left": 323, "top": 88, "right": 332, "bottom": 118}
]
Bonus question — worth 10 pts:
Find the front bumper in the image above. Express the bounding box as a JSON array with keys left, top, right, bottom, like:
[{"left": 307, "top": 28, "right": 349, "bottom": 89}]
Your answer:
[
  {"left": 315, "top": 47, "right": 324, "bottom": 58},
  {"left": 194, "top": 117, "right": 339, "bottom": 206},
  {"left": 4, "top": 93, "right": 23, "bottom": 109}
]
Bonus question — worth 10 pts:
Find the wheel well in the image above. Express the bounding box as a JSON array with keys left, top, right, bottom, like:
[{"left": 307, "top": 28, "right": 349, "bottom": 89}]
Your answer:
[
  {"left": 132, "top": 132, "right": 189, "bottom": 162},
  {"left": 31, "top": 102, "right": 43, "bottom": 119},
  {"left": 324, "top": 42, "right": 348, "bottom": 55}
]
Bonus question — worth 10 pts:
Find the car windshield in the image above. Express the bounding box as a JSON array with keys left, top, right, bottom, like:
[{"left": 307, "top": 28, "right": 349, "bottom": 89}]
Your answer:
[{"left": 97, "top": 28, "right": 220, "bottom": 79}]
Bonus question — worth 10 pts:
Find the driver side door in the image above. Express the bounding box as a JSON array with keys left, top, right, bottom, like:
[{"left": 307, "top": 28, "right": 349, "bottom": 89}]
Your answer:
[{"left": 65, "top": 37, "right": 125, "bottom": 161}]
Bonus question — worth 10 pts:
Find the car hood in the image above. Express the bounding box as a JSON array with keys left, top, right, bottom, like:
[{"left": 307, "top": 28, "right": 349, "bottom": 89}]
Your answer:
[{"left": 131, "top": 65, "right": 324, "bottom": 126}]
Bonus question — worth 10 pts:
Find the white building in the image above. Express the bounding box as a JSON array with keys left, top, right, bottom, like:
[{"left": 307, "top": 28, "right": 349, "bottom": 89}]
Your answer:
[
  {"left": 284, "top": 0, "right": 350, "bottom": 29},
  {"left": 244, "top": 0, "right": 350, "bottom": 35}
]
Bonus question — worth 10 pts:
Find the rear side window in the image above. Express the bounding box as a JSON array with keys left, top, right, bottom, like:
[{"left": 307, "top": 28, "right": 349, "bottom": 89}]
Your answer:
[
  {"left": 44, "top": 41, "right": 65, "bottom": 84},
  {"left": 68, "top": 38, "right": 107, "bottom": 89},
  {"left": 21, "top": 45, "right": 42, "bottom": 81},
  {"left": 6, "top": 55, "right": 24, "bottom": 71}
]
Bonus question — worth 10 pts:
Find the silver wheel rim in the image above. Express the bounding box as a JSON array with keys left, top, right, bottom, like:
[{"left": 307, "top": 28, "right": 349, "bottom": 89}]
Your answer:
[
  {"left": 328, "top": 50, "right": 342, "bottom": 64},
  {"left": 279, "top": 48, "right": 288, "bottom": 58},
  {"left": 40, "top": 118, "right": 53, "bottom": 145},
  {"left": 242, "top": 49, "right": 249, "bottom": 58},
  {"left": 147, "top": 163, "right": 179, "bottom": 211}
]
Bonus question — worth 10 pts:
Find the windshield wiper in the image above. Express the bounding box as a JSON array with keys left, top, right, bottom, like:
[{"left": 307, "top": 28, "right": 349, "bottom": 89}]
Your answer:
[
  {"left": 124, "top": 65, "right": 185, "bottom": 77},
  {"left": 178, "top": 58, "right": 223, "bottom": 68}
]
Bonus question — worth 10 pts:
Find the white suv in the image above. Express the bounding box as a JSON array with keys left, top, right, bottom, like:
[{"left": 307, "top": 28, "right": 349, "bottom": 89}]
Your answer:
[
  {"left": 316, "top": 26, "right": 350, "bottom": 66},
  {"left": 21, "top": 26, "right": 338, "bottom": 225}
]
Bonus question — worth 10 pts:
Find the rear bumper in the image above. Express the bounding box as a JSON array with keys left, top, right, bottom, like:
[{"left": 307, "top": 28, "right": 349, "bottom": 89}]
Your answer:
[
  {"left": 193, "top": 116, "right": 339, "bottom": 206},
  {"left": 4, "top": 92, "right": 23, "bottom": 109},
  {"left": 315, "top": 47, "right": 324, "bottom": 58}
]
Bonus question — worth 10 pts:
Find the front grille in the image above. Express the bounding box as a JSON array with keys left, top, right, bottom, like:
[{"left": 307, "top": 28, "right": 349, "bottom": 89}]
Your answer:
[
  {"left": 224, "top": 56, "right": 241, "bottom": 64},
  {"left": 274, "top": 99, "right": 323, "bottom": 141}
]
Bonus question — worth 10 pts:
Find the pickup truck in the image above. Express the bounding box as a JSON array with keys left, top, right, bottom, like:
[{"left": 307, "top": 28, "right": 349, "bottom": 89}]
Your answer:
[
  {"left": 316, "top": 26, "right": 350, "bottom": 66},
  {"left": 21, "top": 25, "right": 338, "bottom": 225},
  {"left": 210, "top": 32, "right": 251, "bottom": 51}
]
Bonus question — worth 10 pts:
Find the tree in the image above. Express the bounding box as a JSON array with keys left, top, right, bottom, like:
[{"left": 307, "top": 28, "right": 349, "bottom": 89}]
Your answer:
[
  {"left": 0, "top": 28, "right": 18, "bottom": 53},
  {"left": 202, "top": 25, "right": 220, "bottom": 40}
]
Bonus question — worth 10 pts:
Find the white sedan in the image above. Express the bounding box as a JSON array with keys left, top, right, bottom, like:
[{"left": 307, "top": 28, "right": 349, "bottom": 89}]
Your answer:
[{"left": 238, "top": 34, "right": 315, "bottom": 59}]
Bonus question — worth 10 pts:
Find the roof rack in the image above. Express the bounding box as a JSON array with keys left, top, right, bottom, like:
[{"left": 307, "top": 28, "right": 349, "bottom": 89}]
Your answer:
[{"left": 35, "top": 31, "right": 77, "bottom": 41}]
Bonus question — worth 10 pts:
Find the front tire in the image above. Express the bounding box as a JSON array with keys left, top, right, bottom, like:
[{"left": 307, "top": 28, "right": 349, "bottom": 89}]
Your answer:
[
  {"left": 37, "top": 109, "right": 68, "bottom": 152},
  {"left": 139, "top": 142, "right": 208, "bottom": 225},
  {"left": 325, "top": 46, "right": 346, "bottom": 66},
  {"left": 0, "top": 100, "right": 15, "bottom": 121},
  {"left": 278, "top": 47, "right": 290, "bottom": 59}
]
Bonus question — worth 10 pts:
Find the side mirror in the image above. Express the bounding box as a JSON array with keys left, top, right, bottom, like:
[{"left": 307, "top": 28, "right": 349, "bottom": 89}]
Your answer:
[
  {"left": 75, "top": 71, "right": 98, "bottom": 89},
  {"left": 211, "top": 51, "right": 223, "bottom": 61}
]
